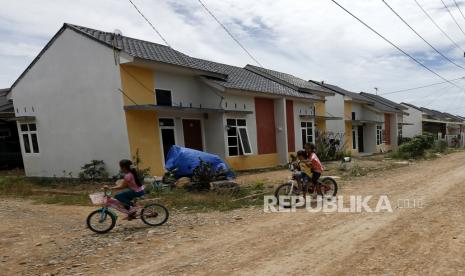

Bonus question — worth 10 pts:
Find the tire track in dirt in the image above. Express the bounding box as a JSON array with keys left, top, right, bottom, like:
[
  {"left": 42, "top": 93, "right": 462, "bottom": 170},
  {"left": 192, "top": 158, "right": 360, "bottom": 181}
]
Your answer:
[{"left": 123, "top": 152, "right": 465, "bottom": 275}]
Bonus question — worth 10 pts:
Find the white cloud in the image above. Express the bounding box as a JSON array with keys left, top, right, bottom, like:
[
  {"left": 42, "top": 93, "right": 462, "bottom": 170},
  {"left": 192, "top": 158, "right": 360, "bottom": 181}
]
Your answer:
[{"left": 1, "top": 0, "right": 465, "bottom": 115}]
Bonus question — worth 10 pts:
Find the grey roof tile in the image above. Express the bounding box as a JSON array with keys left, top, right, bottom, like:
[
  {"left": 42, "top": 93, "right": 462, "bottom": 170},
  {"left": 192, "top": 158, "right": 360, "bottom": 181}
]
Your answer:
[
  {"left": 308, "top": 80, "right": 373, "bottom": 104},
  {"left": 245, "top": 65, "right": 332, "bottom": 94},
  {"left": 68, "top": 24, "right": 320, "bottom": 100},
  {"left": 0, "top": 88, "right": 13, "bottom": 112}
]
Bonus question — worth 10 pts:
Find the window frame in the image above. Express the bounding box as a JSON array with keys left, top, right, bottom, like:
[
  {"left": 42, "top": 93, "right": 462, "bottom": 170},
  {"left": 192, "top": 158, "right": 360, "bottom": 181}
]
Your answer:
[
  {"left": 19, "top": 122, "right": 40, "bottom": 155},
  {"left": 155, "top": 89, "right": 173, "bottom": 106},
  {"left": 376, "top": 125, "right": 383, "bottom": 145},
  {"left": 226, "top": 118, "right": 252, "bottom": 157},
  {"left": 300, "top": 120, "right": 314, "bottom": 147},
  {"left": 158, "top": 118, "right": 177, "bottom": 163},
  {"left": 237, "top": 126, "right": 253, "bottom": 155}
]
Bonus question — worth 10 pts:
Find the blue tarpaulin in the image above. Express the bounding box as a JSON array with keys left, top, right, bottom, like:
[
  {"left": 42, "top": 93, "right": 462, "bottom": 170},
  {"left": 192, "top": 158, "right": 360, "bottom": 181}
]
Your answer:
[{"left": 165, "top": 145, "right": 235, "bottom": 179}]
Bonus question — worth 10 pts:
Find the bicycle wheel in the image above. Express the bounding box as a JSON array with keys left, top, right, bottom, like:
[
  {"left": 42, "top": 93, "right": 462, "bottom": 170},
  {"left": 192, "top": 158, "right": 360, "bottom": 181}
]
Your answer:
[
  {"left": 274, "top": 182, "right": 301, "bottom": 206},
  {"left": 86, "top": 209, "right": 116, "bottom": 234},
  {"left": 320, "top": 177, "right": 338, "bottom": 197},
  {"left": 140, "top": 203, "right": 169, "bottom": 226}
]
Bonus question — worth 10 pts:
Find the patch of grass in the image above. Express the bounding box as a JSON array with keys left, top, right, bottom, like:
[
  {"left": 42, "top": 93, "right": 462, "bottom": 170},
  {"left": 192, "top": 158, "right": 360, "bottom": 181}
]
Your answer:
[
  {"left": 0, "top": 176, "right": 92, "bottom": 205},
  {"left": 147, "top": 185, "right": 265, "bottom": 212},
  {"left": 0, "top": 176, "right": 35, "bottom": 196},
  {"left": 0, "top": 176, "right": 268, "bottom": 211}
]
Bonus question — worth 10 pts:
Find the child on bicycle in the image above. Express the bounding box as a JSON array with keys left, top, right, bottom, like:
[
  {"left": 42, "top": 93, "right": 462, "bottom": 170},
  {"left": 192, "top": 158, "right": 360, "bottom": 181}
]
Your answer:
[
  {"left": 104, "top": 159, "right": 145, "bottom": 220},
  {"left": 304, "top": 143, "right": 324, "bottom": 196},
  {"left": 296, "top": 150, "right": 312, "bottom": 198}
]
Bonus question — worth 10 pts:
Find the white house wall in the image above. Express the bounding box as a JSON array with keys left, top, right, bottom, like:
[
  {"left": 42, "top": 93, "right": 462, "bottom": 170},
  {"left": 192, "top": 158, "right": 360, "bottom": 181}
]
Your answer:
[
  {"left": 154, "top": 71, "right": 222, "bottom": 109},
  {"left": 293, "top": 100, "right": 315, "bottom": 150},
  {"left": 222, "top": 93, "right": 258, "bottom": 156},
  {"left": 401, "top": 104, "right": 422, "bottom": 138},
  {"left": 325, "top": 93, "right": 345, "bottom": 138},
  {"left": 11, "top": 28, "right": 130, "bottom": 177}
]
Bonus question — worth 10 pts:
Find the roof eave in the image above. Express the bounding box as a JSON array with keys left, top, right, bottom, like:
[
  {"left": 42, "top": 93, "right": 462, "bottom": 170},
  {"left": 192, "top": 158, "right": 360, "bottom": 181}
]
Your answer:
[{"left": 9, "top": 24, "right": 69, "bottom": 93}]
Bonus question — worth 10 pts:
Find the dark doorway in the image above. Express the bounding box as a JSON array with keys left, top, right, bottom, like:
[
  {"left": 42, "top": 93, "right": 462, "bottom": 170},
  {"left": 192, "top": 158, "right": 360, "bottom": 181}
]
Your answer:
[
  {"left": 183, "top": 119, "right": 203, "bottom": 151},
  {"left": 357, "top": 126, "right": 364, "bottom": 152},
  {"left": 161, "top": 128, "right": 175, "bottom": 160}
]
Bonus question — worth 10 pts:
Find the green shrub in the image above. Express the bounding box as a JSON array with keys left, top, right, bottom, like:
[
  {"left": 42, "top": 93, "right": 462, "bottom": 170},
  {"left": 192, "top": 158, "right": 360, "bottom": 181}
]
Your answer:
[
  {"left": 78, "top": 160, "right": 109, "bottom": 181},
  {"left": 392, "top": 134, "right": 436, "bottom": 159},
  {"left": 432, "top": 140, "right": 448, "bottom": 153},
  {"left": 315, "top": 131, "right": 347, "bottom": 161}
]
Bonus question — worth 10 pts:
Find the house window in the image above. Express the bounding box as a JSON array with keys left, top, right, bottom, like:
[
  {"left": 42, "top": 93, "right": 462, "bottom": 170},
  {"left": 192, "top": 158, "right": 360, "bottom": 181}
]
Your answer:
[
  {"left": 376, "top": 125, "right": 383, "bottom": 145},
  {"left": 20, "top": 123, "right": 39, "bottom": 154},
  {"left": 351, "top": 112, "right": 356, "bottom": 120},
  {"left": 301, "top": 121, "right": 313, "bottom": 147},
  {"left": 397, "top": 123, "right": 402, "bottom": 139},
  {"left": 155, "top": 89, "right": 172, "bottom": 106},
  {"left": 226, "top": 119, "right": 252, "bottom": 156}
]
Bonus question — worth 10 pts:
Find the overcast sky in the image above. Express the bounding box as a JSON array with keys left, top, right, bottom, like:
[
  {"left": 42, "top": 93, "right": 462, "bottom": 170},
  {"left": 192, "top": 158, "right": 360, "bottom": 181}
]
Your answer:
[{"left": 2, "top": 0, "right": 465, "bottom": 115}]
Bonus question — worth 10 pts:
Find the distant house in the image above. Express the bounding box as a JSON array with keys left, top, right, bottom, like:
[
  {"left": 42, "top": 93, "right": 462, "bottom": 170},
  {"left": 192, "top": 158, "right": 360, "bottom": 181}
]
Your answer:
[
  {"left": 309, "top": 81, "right": 406, "bottom": 154},
  {"left": 359, "top": 93, "right": 408, "bottom": 150},
  {"left": 7, "top": 23, "right": 334, "bottom": 177},
  {"left": 401, "top": 103, "right": 465, "bottom": 144},
  {"left": 0, "top": 88, "right": 23, "bottom": 168}
]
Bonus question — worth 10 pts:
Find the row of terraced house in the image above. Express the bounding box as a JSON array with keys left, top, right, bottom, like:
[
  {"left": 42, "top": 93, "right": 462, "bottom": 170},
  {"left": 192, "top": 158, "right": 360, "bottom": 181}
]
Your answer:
[{"left": 3, "top": 24, "right": 465, "bottom": 177}]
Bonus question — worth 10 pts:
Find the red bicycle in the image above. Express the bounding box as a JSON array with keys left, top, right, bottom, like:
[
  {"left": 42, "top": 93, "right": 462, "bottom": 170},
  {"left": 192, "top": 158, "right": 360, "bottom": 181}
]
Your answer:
[{"left": 86, "top": 188, "right": 169, "bottom": 234}]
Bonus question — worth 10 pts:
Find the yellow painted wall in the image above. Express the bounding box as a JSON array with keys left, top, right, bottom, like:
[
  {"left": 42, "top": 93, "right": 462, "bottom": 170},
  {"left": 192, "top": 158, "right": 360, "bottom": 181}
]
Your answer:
[
  {"left": 120, "top": 65, "right": 156, "bottom": 105},
  {"left": 125, "top": 110, "right": 164, "bottom": 175},
  {"left": 226, "top": 153, "right": 279, "bottom": 171},
  {"left": 344, "top": 101, "right": 352, "bottom": 120},
  {"left": 315, "top": 102, "right": 326, "bottom": 132},
  {"left": 345, "top": 121, "right": 356, "bottom": 155},
  {"left": 120, "top": 65, "right": 164, "bottom": 175}
]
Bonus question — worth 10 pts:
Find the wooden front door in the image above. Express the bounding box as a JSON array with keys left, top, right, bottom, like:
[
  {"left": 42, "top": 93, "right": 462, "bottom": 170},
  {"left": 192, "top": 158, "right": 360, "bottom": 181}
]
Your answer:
[{"left": 182, "top": 119, "right": 203, "bottom": 151}]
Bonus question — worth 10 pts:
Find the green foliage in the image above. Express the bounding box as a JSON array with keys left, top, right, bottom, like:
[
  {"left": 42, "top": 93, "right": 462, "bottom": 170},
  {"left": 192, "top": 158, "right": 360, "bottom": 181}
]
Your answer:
[
  {"left": 391, "top": 134, "right": 437, "bottom": 159},
  {"left": 133, "top": 149, "right": 151, "bottom": 178},
  {"left": 78, "top": 160, "right": 109, "bottom": 181},
  {"left": 433, "top": 140, "right": 448, "bottom": 153},
  {"left": 315, "top": 131, "right": 348, "bottom": 161}
]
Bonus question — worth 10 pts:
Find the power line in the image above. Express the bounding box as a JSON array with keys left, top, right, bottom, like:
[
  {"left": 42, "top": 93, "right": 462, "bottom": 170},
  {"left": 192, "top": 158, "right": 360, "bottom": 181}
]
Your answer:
[
  {"left": 380, "top": 76, "right": 465, "bottom": 95},
  {"left": 453, "top": 0, "right": 465, "bottom": 21},
  {"left": 330, "top": 0, "right": 465, "bottom": 91},
  {"left": 440, "top": 0, "right": 465, "bottom": 38},
  {"left": 413, "top": 0, "right": 465, "bottom": 53},
  {"left": 118, "top": 88, "right": 138, "bottom": 105},
  {"left": 127, "top": 0, "right": 172, "bottom": 47},
  {"left": 196, "top": 0, "right": 264, "bottom": 67},
  {"left": 125, "top": 0, "right": 226, "bottom": 107},
  {"left": 382, "top": 0, "right": 465, "bottom": 71}
]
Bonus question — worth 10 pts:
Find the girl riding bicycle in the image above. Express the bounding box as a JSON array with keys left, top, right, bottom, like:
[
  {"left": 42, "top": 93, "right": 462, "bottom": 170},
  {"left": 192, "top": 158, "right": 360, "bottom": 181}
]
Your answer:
[
  {"left": 304, "top": 143, "right": 324, "bottom": 196},
  {"left": 104, "top": 159, "right": 145, "bottom": 220}
]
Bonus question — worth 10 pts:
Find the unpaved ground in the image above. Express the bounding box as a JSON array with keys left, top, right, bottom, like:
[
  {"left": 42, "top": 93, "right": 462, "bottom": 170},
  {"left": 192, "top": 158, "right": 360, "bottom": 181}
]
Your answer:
[{"left": 1, "top": 152, "right": 465, "bottom": 275}]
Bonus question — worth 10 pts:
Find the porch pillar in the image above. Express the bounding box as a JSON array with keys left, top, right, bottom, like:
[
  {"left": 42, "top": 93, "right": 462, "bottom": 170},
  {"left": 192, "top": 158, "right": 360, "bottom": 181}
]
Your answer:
[{"left": 274, "top": 98, "right": 288, "bottom": 164}]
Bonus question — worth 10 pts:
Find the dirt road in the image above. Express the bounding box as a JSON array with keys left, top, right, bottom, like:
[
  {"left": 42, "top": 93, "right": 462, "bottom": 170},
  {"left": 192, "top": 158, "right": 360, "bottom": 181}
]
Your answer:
[{"left": 1, "top": 152, "right": 465, "bottom": 275}]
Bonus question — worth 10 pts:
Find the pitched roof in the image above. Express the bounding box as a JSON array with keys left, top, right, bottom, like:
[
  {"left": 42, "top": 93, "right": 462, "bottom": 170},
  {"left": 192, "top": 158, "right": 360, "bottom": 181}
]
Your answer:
[
  {"left": 67, "top": 24, "right": 228, "bottom": 78},
  {"left": 0, "top": 88, "right": 13, "bottom": 112},
  {"left": 401, "top": 102, "right": 422, "bottom": 111},
  {"left": 420, "top": 107, "right": 463, "bottom": 122},
  {"left": 11, "top": 23, "right": 323, "bottom": 101},
  {"left": 360, "top": 92, "right": 406, "bottom": 114},
  {"left": 194, "top": 59, "right": 320, "bottom": 99},
  {"left": 244, "top": 65, "right": 333, "bottom": 95},
  {"left": 308, "top": 80, "right": 373, "bottom": 104}
]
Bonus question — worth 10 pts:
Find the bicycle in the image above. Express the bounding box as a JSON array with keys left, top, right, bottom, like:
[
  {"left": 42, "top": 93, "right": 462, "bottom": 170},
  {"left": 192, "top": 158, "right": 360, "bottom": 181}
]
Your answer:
[
  {"left": 86, "top": 188, "right": 169, "bottom": 234},
  {"left": 274, "top": 160, "right": 338, "bottom": 206}
]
